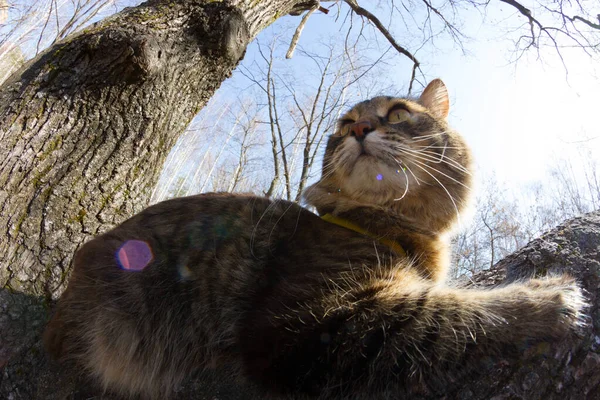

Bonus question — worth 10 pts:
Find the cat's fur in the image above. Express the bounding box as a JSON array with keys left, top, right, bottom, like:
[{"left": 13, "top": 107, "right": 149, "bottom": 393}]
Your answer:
[{"left": 44, "top": 79, "right": 585, "bottom": 399}]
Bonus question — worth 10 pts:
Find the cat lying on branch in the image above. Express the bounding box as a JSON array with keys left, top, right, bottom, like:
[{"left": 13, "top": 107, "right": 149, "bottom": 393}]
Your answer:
[{"left": 44, "top": 79, "right": 585, "bottom": 399}]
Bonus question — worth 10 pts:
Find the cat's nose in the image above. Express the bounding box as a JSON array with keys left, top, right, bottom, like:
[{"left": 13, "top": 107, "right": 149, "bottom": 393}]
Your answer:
[{"left": 350, "top": 121, "right": 374, "bottom": 141}]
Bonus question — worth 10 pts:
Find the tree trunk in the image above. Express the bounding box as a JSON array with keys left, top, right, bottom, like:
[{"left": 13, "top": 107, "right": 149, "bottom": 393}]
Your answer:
[
  {"left": 0, "top": 0, "right": 317, "bottom": 298},
  {"left": 1, "top": 210, "right": 599, "bottom": 399},
  {"left": 0, "top": 0, "right": 318, "bottom": 386}
]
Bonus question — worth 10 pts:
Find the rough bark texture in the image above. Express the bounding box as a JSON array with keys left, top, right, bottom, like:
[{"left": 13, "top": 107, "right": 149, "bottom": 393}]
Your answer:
[
  {"left": 0, "top": 0, "right": 317, "bottom": 299},
  {"left": 1, "top": 210, "right": 599, "bottom": 399},
  {"left": 0, "top": 0, "right": 317, "bottom": 389}
]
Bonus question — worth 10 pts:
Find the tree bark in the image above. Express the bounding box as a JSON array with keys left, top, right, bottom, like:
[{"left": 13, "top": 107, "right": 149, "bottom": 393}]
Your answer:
[
  {"left": 2, "top": 210, "right": 599, "bottom": 399},
  {"left": 0, "top": 0, "right": 318, "bottom": 389},
  {"left": 0, "top": 0, "right": 317, "bottom": 298}
]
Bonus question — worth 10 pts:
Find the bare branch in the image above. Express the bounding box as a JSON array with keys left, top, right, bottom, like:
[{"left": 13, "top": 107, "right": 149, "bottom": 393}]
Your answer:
[
  {"left": 286, "top": 1, "right": 320, "bottom": 59},
  {"left": 408, "top": 63, "right": 418, "bottom": 96},
  {"left": 499, "top": 0, "right": 599, "bottom": 60},
  {"left": 256, "top": 41, "right": 283, "bottom": 198},
  {"left": 571, "top": 14, "right": 600, "bottom": 30},
  {"left": 342, "top": 0, "right": 419, "bottom": 66}
]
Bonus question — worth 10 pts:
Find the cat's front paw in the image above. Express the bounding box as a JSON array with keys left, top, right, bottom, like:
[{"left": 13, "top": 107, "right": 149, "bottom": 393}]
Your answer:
[{"left": 526, "top": 275, "right": 588, "bottom": 332}]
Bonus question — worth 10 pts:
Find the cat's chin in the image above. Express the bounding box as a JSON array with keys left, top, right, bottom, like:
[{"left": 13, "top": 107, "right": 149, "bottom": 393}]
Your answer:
[{"left": 342, "top": 160, "right": 409, "bottom": 202}]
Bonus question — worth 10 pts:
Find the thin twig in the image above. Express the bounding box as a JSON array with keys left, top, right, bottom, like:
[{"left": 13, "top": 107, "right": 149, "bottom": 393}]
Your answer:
[
  {"left": 343, "top": 0, "right": 419, "bottom": 66},
  {"left": 286, "top": 2, "right": 320, "bottom": 59},
  {"left": 408, "top": 63, "right": 418, "bottom": 96}
]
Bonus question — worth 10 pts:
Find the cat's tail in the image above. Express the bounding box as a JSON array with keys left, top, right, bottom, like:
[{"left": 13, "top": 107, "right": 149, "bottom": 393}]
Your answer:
[{"left": 241, "top": 271, "right": 586, "bottom": 398}]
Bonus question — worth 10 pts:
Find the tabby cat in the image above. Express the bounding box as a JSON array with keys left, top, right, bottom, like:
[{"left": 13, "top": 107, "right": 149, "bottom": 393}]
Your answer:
[{"left": 44, "top": 79, "right": 585, "bottom": 399}]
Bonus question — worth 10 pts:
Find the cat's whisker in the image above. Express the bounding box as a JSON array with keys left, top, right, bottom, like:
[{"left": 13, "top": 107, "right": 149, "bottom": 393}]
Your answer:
[
  {"left": 408, "top": 160, "right": 462, "bottom": 224},
  {"left": 405, "top": 164, "right": 422, "bottom": 186},
  {"left": 413, "top": 149, "right": 471, "bottom": 175},
  {"left": 423, "top": 151, "right": 470, "bottom": 175},
  {"left": 440, "top": 142, "right": 447, "bottom": 160},
  {"left": 395, "top": 148, "right": 470, "bottom": 177},
  {"left": 395, "top": 145, "right": 443, "bottom": 164},
  {"left": 419, "top": 153, "right": 471, "bottom": 176},
  {"left": 412, "top": 160, "right": 460, "bottom": 223},
  {"left": 394, "top": 145, "right": 471, "bottom": 175},
  {"left": 411, "top": 131, "right": 450, "bottom": 142},
  {"left": 416, "top": 130, "right": 452, "bottom": 137},
  {"left": 407, "top": 141, "right": 436, "bottom": 151},
  {"left": 411, "top": 143, "right": 471, "bottom": 168},
  {"left": 413, "top": 145, "right": 465, "bottom": 150},
  {"left": 394, "top": 157, "right": 421, "bottom": 186},
  {"left": 405, "top": 155, "right": 471, "bottom": 190},
  {"left": 393, "top": 162, "right": 410, "bottom": 201}
]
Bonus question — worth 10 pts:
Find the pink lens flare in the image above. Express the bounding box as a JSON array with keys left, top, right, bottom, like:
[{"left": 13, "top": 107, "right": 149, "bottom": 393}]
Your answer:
[{"left": 116, "top": 240, "right": 154, "bottom": 271}]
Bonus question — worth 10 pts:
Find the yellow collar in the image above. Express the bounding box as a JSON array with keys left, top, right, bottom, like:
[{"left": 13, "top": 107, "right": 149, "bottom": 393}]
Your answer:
[{"left": 321, "top": 213, "right": 406, "bottom": 257}]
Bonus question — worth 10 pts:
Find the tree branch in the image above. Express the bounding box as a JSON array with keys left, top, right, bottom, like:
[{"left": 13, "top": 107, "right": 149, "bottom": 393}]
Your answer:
[
  {"left": 569, "top": 15, "right": 600, "bottom": 30},
  {"left": 286, "top": 1, "right": 320, "bottom": 59},
  {"left": 342, "top": 0, "right": 419, "bottom": 66}
]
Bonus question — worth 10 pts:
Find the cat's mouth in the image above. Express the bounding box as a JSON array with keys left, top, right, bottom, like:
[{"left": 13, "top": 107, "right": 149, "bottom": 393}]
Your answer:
[
  {"left": 355, "top": 142, "right": 393, "bottom": 164},
  {"left": 337, "top": 135, "right": 400, "bottom": 175},
  {"left": 357, "top": 139, "right": 380, "bottom": 157}
]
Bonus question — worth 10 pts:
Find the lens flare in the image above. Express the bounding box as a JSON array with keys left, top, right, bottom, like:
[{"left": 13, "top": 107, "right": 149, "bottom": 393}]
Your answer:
[
  {"left": 116, "top": 240, "right": 154, "bottom": 271},
  {"left": 178, "top": 263, "right": 193, "bottom": 280},
  {"left": 376, "top": 174, "right": 383, "bottom": 181}
]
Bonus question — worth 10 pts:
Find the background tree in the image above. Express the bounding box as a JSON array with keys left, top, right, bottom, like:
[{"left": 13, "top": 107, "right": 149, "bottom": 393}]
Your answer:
[{"left": 452, "top": 149, "right": 600, "bottom": 278}]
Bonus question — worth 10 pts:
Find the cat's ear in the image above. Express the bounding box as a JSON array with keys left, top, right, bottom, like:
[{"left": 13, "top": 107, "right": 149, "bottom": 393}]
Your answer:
[{"left": 419, "top": 79, "right": 449, "bottom": 119}]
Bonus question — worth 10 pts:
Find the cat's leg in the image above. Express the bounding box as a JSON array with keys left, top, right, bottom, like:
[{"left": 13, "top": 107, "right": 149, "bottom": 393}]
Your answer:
[{"left": 242, "top": 272, "right": 585, "bottom": 397}]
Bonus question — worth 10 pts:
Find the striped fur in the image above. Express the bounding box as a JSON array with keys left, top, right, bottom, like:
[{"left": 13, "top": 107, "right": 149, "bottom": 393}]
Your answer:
[{"left": 44, "top": 80, "right": 585, "bottom": 399}]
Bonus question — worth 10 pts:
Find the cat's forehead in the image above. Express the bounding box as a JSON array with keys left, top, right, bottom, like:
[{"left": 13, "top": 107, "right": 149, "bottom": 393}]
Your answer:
[{"left": 343, "top": 96, "right": 426, "bottom": 119}]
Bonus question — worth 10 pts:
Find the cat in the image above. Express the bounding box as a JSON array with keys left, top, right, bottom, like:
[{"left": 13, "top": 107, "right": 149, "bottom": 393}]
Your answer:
[{"left": 44, "top": 79, "right": 585, "bottom": 399}]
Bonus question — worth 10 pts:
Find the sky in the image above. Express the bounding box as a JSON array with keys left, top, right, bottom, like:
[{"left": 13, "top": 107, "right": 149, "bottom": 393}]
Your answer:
[
  {"left": 424, "top": 11, "right": 600, "bottom": 187},
  {"left": 3, "top": 0, "right": 598, "bottom": 202},
  {"left": 209, "top": 2, "right": 600, "bottom": 195}
]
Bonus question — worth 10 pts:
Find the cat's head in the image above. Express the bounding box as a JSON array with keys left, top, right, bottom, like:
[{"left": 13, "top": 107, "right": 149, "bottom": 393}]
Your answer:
[{"left": 303, "top": 79, "right": 473, "bottom": 233}]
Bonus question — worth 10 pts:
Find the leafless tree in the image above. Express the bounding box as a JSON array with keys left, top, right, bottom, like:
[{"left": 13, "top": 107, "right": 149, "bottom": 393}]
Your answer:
[
  {"left": 0, "top": 1, "right": 131, "bottom": 65},
  {"left": 282, "top": 1, "right": 600, "bottom": 91},
  {"left": 496, "top": 0, "right": 600, "bottom": 65},
  {"left": 226, "top": 101, "right": 262, "bottom": 193},
  {"left": 239, "top": 34, "right": 394, "bottom": 201},
  {"left": 284, "top": 45, "right": 355, "bottom": 201},
  {"left": 452, "top": 147, "right": 600, "bottom": 278}
]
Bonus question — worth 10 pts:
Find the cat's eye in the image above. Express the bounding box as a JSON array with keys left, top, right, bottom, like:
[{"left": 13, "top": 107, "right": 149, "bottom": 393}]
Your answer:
[
  {"left": 387, "top": 108, "right": 411, "bottom": 124},
  {"left": 336, "top": 119, "right": 355, "bottom": 136}
]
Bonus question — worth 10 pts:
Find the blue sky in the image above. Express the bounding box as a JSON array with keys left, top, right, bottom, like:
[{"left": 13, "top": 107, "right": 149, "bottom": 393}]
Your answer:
[
  {"left": 11, "top": 0, "right": 593, "bottom": 202},
  {"left": 6, "top": 1, "right": 596, "bottom": 197},
  {"left": 247, "top": 3, "right": 600, "bottom": 191}
]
